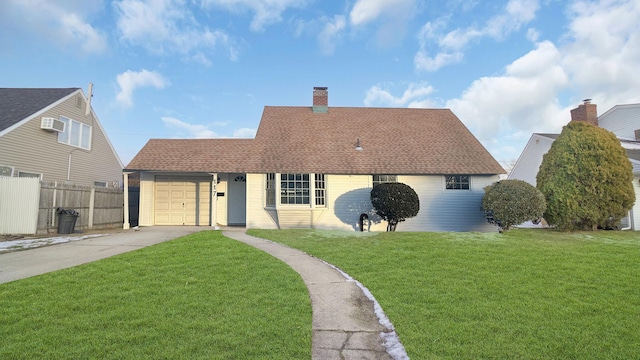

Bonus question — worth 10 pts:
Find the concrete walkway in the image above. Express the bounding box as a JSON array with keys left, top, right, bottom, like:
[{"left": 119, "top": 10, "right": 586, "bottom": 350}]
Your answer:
[{"left": 223, "top": 231, "right": 406, "bottom": 360}]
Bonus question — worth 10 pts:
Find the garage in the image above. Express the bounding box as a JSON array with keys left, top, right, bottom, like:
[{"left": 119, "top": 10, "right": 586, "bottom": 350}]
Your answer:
[{"left": 154, "top": 176, "right": 211, "bottom": 225}]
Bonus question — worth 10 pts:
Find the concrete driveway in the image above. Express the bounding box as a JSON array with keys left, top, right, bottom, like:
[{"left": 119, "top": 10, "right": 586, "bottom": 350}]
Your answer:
[{"left": 0, "top": 226, "right": 205, "bottom": 284}]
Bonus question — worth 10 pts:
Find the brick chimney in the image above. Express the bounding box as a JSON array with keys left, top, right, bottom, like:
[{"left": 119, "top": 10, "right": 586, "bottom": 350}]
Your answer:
[
  {"left": 570, "top": 99, "right": 598, "bottom": 126},
  {"left": 313, "top": 87, "right": 328, "bottom": 113}
]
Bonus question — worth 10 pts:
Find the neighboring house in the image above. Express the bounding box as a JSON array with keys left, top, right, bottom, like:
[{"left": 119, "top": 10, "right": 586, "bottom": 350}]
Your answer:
[
  {"left": 0, "top": 86, "right": 123, "bottom": 186},
  {"left": 509, "top": 100, "right": 640, "bottom": 230},
  {"left": 124, "top": 87, "right": 505, "bottom": 231}
]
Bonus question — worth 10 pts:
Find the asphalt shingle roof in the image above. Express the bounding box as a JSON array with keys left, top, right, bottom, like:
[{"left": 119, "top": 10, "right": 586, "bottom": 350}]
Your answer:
[
  {"left": 0, "top": 88, "right": 79, "bottom": 132},
  {"left": 126, "top": 106, "right": 506, "bottom": 175}
]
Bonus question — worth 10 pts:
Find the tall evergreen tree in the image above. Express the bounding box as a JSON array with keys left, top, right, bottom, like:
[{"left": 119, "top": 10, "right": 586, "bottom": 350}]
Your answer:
[{"left": 536, "top": 121, "right": 634, "bottom": 231}]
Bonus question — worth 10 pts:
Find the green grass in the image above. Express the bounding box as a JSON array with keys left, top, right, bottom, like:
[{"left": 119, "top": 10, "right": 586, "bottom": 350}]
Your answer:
[
  {"left": 249, "top": 228, "right": 640, "bottom": 359},
  {"left": 0, "top": 231, "right": 311, "bottom": 359}
]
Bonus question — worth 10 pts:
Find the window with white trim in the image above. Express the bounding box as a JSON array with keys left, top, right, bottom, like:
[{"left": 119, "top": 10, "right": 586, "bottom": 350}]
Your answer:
[
  {"left": 281, "top": 173, "right": 310, "bottom": 204},
  {"left": 315, "top": 174, "right": 326, "bottom": 206},
  {"left": 373, "top": 174, "right": 397, "bottom": 187},
  {"left": 18, "top": 171, "right": 42, "bottom": 179},
  {"left": 58, "top": 116, "right": 91, "bottom": 150},
  {"left": 0, "top": 165, "right": 14, "bottom": 177},
  {"left": 445, "top": 175, "right": 470, "bottom": 190},
  {"left": 94, "top": 181, "right": 108, "bottom": 188},
  {"left": 266, "top": 173, "right": 276, "bottom": 207},
  {"left": 266, "top": 173, "right": 326, "bottom": 207}
]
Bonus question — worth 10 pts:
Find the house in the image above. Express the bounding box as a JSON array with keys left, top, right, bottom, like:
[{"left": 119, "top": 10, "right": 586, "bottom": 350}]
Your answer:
[
  {"left": 0, "top": 86, "right": 123, "bottom": 186},
  {"left": 124, "top": 87, "right": 505, "bottom": 231},
  {"left": 509, "top": 100, "right": 640, "bottom": 230}
]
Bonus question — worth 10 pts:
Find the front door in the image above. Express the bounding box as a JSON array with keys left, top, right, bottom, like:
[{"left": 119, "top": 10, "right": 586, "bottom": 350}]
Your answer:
[{"left": 227, "top": 173, "right": 246, "bottom": 225}]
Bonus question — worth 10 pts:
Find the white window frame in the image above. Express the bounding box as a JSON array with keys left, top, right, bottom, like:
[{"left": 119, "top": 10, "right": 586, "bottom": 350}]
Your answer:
[
  {"left": 18, "top": 171, "right": 42, "bottom": 180},
  {"left": 315, "top": 174, "right": 326, "bottom": 207},
  {"left": 0, "top": 165, "right": 15, "bottom": 177},
  {"left": 445, "top": 175, "right": 471, "bottom": 190},
  {"left": 373, "top": 174, "right": 397, "bottom": 187},
  {"left": 94, "top": 181, "right": 108, "bottom": 188},
  {"left": 265, "top": 173, "right": 326, "bottom": 208},
  {"left": 280, "top": 173, "right": 311, "bottom": 205},
  {"left": 58, "top": 116, "right": 92, "bottom": 150}
]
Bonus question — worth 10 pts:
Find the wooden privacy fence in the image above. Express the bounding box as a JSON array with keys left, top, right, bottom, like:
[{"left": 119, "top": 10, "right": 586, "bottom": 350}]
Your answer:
[{"left": 0, "top": 178, "right": 123, "bottom": 234}]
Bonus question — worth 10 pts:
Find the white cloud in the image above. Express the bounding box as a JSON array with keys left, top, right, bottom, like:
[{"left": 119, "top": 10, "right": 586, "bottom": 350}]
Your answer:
[
  {"left": 233, "top": 128, "right": 257, "bottom": 138},
  {"left": 0, "top": 0, "right": 107, "bottom": 54},
  {"left": 201, "top": 0, "right": 308, "bottom": 32},
  {"left": 561, "top": 0, "right": 640, "bottom": 107},
  {"left": 115, "top": 0, "right": 237, "bottom": 63},
  {"left": 116, "top": 69, "right": 168, "bottom": 108},
  {"left": 415, "top": 0, "right": 540, "bottom": 71},
  {"left": 161, "top": 117, "right": 218, "bottom": 138},
  {"left": 446, "top": 41, "right": 569, "bottom": 140},
  {"left": 349, "top": 0, "right": 415, "bottom": 26},
  {"left": 414, "top": 51, "right": 464, "bottom": 72},
  {"left": 349, "top": 0, "right": 417, "bottom": 48},
  {"left": 364, "top": 82, "right": 436, "bottom": 107},
  {"left": 318, "top": 15, "right": 346, "bottom": 55},
  {"left": 161, "top": 117, "right": 255, "bottom": 138}
]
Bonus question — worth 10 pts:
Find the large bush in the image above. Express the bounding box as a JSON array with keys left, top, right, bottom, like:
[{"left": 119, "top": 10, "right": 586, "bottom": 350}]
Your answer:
[
  {"left": 536, "top": 121, "right": 634, "bottom": 231},
  {"left": 482, "top": 180, "right": 546, "bottom": 231},
  {"left": 370, "top": 182, "right": 419, "bottom": 231}
]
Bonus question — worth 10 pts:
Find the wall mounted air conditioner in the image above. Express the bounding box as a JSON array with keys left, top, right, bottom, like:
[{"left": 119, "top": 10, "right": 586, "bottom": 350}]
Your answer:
[{"left": 41, "top": 117, "right": 65, "bottom": 132}]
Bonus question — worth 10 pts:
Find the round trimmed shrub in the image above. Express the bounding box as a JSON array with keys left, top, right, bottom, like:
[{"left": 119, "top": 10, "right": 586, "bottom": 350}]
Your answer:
[
  {"left": 482, "top": 179, "right": 546, "bottom": 231},
  {"left": 370, "top": 182, "right": 419, "bottom": 231}
]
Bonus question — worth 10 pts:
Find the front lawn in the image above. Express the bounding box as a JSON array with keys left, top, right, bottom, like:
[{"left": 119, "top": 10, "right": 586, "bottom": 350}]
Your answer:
[
  {"left": 0, "top": 231, "right": 311, "bottom": 359},
  {"left": 249, "top": 228, "right": 640, "bottom": 359}
]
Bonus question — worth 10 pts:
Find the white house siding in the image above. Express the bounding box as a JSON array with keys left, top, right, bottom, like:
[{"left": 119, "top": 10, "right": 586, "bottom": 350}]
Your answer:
[
  {"left": 246, "top": 173, "right": 277, "bottom": 229},
  {"left": 245, "top": 173, "right": 499, "bottom": 231},
  {"left": 400, "top": 175, "right": 499, "bottom": 232},
  {"left": 138, "top": 172, "right": 155, "bottom": 226},
  {"left": 508, "top": 134, "right": 555, "bottom": 185},
  {"left": 598, "top": 104, "right": 640, "bottom": 139},
  {"left": 216, "top": 174, "right": 229, "bottom": 226},
  {"left": 316, "top": 174, "right": 377, "bottom": 231},
  {"left": 0, "top": 92, "right": 122, "bottom": 186}
]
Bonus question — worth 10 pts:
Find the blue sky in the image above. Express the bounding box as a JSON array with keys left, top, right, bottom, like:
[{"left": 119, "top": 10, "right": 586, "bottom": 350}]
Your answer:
[{"left": 2, "top": 0, "right": 640, "bottom": 168}]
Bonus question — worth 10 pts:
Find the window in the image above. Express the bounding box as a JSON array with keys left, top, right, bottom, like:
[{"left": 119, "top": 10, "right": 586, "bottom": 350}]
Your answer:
[
  {"left": 18, "top": 171, "right": 42, "bottom": 179},
  {"left": 315, "top": 174, "right": 326, "bottom": 206},
  {"left": 58, "top": 116, "right": 91, "bottom": 150},
  {"left": 373, "top": 174, "right": 397, "bottom": 187},
  {"left": 0, "top": 165, "right": 14, "bottom": 177},
  {"left": 445, "top": 175, "right": 470, "bottom": 190},
  {"left": 281, "top": 173, "right": 310, "bottom": 204},
  {"left": 94, "top": 181, "right": 107, "bottom": 188},
  {"left": 266, "top": 173, "right": 276, "bottom": 207}
]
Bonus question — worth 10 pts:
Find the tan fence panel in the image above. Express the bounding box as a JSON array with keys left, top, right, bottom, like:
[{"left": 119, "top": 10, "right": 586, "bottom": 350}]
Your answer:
[
  {"left": 0, "top": 177, "right": 40, "bottom": 234},
  {"left": 38, "top": 182, "right": 124, "bottom": 233}
]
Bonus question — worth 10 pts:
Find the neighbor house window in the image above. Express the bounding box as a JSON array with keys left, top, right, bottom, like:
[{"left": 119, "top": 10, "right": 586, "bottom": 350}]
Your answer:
[
  {"left": 281, "top": 174, "right": 310, "bottom": 204},
  {"left": 18, "top": 171, "right": 42, "bottom": 179},
  {"left": 445, "top": 175, "right": 470, "bottom": 190},
  {"left": 315, "top": 174, "right": 326, "bottom": 206},
  {"left": 266, "top": 173, "right": 276, "bottom": 207},
  {"left": 58, "top": 116, "right": 91, "bottom": 150},
  {"left": 373, "top": 174, "right": 397, "bottom": 187},
  {"left": 94, "top": 181, "right": 107, "bottom": 188}
]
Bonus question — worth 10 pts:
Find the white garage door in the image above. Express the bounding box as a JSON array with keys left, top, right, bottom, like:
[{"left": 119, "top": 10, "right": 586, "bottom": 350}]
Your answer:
[{"left": 155, "top": 177, "right": 210, "bottom": 225}]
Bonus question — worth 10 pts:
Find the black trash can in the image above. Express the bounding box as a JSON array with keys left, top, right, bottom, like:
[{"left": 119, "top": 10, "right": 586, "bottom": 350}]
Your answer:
[{"left": 56, "top": 208, "right": 79, "bottom": 234}]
